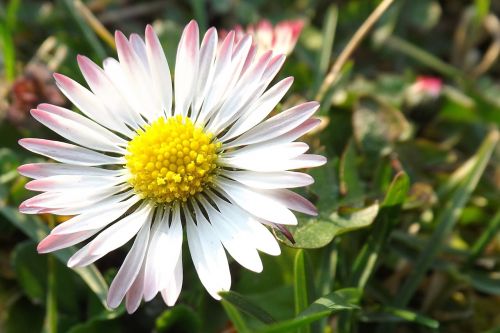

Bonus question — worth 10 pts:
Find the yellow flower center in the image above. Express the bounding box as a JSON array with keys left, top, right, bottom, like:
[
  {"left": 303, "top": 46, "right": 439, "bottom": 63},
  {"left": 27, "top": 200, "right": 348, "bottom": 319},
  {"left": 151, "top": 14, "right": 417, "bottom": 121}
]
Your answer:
[{"left": 125, "top": 115, "right": 220, "bottom": 203}]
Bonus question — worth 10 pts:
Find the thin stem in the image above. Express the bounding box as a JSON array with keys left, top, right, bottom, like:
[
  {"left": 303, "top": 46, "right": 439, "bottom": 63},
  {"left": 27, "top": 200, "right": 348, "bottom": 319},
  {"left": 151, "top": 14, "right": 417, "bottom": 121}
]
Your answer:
[
  {"left": 467, "top": 210, "right": 500, "bottom": 266},
  {"left": 315, "top": 0, "right": 395, "bottom": 101},
  {"left": 74, "top": 0, "right": 115, "bottom": 49}
]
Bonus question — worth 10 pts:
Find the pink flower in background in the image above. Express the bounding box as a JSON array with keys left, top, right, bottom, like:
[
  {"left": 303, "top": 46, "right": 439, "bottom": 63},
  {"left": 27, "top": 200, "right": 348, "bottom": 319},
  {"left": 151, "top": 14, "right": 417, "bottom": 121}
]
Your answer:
[
  {"left": 411, "top": 76, "right": 443, "bottom": 97},
  {"left": 222, "top": 19, "right": 304, "bottom": 56}
]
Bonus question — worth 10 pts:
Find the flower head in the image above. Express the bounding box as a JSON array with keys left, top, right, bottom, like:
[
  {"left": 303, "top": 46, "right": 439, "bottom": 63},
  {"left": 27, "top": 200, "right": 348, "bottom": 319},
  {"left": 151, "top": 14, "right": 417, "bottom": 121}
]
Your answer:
[
  {"left": 222, "top": 19, "right": 304, "bottom": 57},
  {"left": 18, "top": 20, "right": 325, "bottom": 313}
]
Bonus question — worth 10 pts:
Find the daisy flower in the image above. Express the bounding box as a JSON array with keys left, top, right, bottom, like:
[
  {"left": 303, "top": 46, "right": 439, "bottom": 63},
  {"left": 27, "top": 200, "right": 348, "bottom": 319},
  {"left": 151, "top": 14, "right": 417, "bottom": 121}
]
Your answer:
[
  {"left": 222, "top": 19, "right": 304, "bottom": 57},
  {"left": 18, "top": 20, "right": 325, "bottom": 313}
]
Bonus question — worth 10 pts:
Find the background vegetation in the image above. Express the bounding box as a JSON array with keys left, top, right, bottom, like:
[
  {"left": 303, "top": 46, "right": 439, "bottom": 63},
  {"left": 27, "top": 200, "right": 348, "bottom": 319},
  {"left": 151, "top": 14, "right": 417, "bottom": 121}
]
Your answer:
[{"left": 1, "top": 0, "right": 500, "bottom": 332}]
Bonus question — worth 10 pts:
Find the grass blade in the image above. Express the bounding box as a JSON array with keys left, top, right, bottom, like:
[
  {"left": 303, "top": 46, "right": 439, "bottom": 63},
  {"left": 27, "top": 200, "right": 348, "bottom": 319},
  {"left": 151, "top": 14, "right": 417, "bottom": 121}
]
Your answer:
[
  {"left": 219, "top": 291, "right": 276, "bottom": 325},
  {"left": 221, "top": 300, "right": 250, "bottom": 333},
  {"left": 294, "top": 250, "right": 310, "bottom": 333},
  {"left": 394, "top": 129, "right": 499, "bottom": 307}
]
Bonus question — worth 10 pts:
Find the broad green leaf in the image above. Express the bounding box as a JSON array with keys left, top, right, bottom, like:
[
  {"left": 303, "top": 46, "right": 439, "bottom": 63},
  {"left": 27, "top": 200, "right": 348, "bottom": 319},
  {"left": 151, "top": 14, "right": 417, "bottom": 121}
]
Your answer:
[
  {"left": 0, "top": 206, "right": 109, "bottom": 307},
  {"left": 257, "top": 288, "right": 360, "bottom": 333},
  {"left": 219, "top": 291, "right": 276, "bottom": 325},
  {"left": 279, "top": 203, "right": 379, "bottom": 249},
  {"left": 468, "top": 271, "right": 500, "bottom": 295},
  {"left": 393, "top": 129, "right": 499, "bottom": 307}
]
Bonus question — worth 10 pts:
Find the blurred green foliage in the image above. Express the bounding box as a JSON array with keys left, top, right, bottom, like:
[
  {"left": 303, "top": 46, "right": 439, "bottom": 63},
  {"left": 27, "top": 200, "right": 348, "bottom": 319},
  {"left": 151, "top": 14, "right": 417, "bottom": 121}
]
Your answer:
[{"left": 1, "top": 0, "right": 500, "bottom": 332}]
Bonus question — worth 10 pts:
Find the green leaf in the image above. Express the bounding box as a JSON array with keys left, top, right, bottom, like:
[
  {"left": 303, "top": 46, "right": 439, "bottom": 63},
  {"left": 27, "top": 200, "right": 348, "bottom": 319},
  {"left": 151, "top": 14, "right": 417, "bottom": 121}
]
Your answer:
[
  {"left": 393, "top": 129, "right": 499, "bottom": 307},
  {"left": 309, "top": 158, "right": 339, "bottom": 214},
  {"left": 279, "top": 203, "right": 379, "bottom": 249},
  {"left": 293, "top": 250, "right": 310, "bottom": 333},
  {"left": 0, "top": 206, "right": 109, "bottom": 307},
  {"left": 339, "top": 139, "right": 363, "bottom": 201},
  {"left": 468, "top": 270, "right": 500, "bottom": 295},
  {"left": 155, "top": 304, "right": 203, "bottom": 333},
  {"left": 12, "top": 241, "right": 47, "bottom": 302},
  {"left": 350, "top": 171, "right": 410, "bottom": 288},
  {"left": 360, "top": 307, "right": 439, "bottom": 329},
  {"left": 219, "top": 291, "right": 276, "bottom": 325},
  {"left": 352, "top": 96, "right": 412, "bottom": 158},
  {"left": 256, "top": 288, "right": 360, "bottom": 333},
  {"left": 4, "top": 296, "right": 44, "bottom": 333},
  {"left": 221, "top": 300, "right": 250, "bottom": 333}
]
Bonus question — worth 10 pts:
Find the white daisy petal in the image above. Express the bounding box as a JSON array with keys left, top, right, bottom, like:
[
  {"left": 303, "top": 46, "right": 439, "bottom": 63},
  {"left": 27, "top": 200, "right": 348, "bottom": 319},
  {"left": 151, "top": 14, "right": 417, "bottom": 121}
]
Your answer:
[
  {"left": 17, "top": 163, "right": 122, "bottom": 180},
  {"left": 76, "top": 56, "right": 144, "bottom": 129},
  {"left": 222, "top": 101, "right": 319, "bottom": 147},
  {"left": 222, "top": 76, "right": 294, "bottom": 140},
  {"left": 222, "top": 170, "right": 313, "bottom": 189},
  {"left": 50, "top": 195, "right": 139, "bottom": 235},
  {"left": 209, "top": 195, "right": 281, "bottom": 256},
  {"left": 18, "top": 138, "right": 124, "bottom": 166},
  {"left": 192, "top": 27, "right": 217, "bottom": 118},
  {"left": 125, "top": 260, "right": 146, "bottom": 314},
  {"left": 198, "top": 197, "right": 262, "bottom": 272},
  {"left": 25, "top": 174, "right": 125, "bottom": 192},
  {"left": 33, "top": 104, "right": 128, "bottom": 152},
  {"left": 216, "top": 178, "right": 297, "bottom": 225},
  {"left": 37, "top": 229, "right": 101, "bottom": 253},
  {"left": 53, "top": 73, "right": 135, "bottom": 137},
  {"left": 145, "top": 25, "right": 173, "bottom": 116},
  {"left": 174, "top": 20, "right": 199, "bottom": 117},
  {"left": 160, "top": 247, "right": 183, "bottom": 306},
  {"left": 107, "top": 218, "right": 151, "bottom": 309},
  {"left": 143, "top": 207, "right": 182, "bottom": 301},
  {"left": 67, "top": 203, "right": 152, "bottom": 268},
  {"left": 115, "top": 31, "right": 162, "bottom": 122}
]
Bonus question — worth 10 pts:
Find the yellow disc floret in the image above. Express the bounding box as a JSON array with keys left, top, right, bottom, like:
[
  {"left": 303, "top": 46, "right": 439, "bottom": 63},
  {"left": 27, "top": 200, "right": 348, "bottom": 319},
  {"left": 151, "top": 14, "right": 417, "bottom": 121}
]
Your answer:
[{"left": 125, "top": 115, "right": 221, "bottom": 203}]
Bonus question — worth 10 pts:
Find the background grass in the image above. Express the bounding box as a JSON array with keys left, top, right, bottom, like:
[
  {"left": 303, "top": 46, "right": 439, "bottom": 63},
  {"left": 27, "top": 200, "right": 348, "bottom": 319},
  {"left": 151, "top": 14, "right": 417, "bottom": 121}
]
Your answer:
[{"left": 1, "top": 0, "right": 500, "bottom": 332}]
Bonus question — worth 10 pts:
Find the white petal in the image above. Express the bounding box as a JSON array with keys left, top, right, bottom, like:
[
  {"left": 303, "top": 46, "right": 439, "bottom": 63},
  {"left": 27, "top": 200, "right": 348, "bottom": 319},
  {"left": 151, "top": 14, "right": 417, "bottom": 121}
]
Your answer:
[
  {"left": 115, "top": 31, "right": 162, "bottom": 122},
  {"left": 18, "top": 138, "right": 124, "bottom": 166},
  {"left": 37, "top": 229, "right": 101, "bottom": 253},
  {"left": 160, "top": 247, "right": 183, "bottom": 306},
  {"left": 223, "top": 101, "right": 319, "bottom": 147},
  {"left": 174, "top": 20, "right": 199, "bottom": 117},
  {"left": 198, "top": 198, "right": 262, "bottom": 272},
  {"left": 18, "top": 163, "right": 122, "bottom": 180},
  {"left": 223, "top": 142, "right": 309, "bottom": 160},
  {"left": 107, "top": 218, "right": 151, "bottom": 309},
  {"left": 220, "top": 153, "right": 326, "bottom": 172},
  {"left": 192, "top": 27, "right": 217, "bottom": 119},
  {"left": 67, "top": 203, "right": 153, "bottom": 267},
  {"left": 35, "top": 103, "right": 128, "bottom": 151},
  {"left": 221, "top": 170, "right": 313, "bottom": 189},
  {"left": 222, "top": 76, "right": 294, "bottom": 140},
  {"left": 125, "top": 260, "right": 146, "bottom": 314},
  {"left": 210, "top": 195, "right": 280, "bottom": 256},
  {"left": 143, "top": 207, "right": 183, "bottom": 301},
  {"left": 53, "top": 73, "right": 134, "bottom": 137},
  {"left": 145, "top": 25, "right": 173, "bottom": 116},
  {"left": 25, "top": 174, "right": 125, "bottom": 192},
  {"left": 76, "top": 56, "right": 144, "bottom": 129},
  {"left": 216, "top": 178, "right": 297, "bottom": 225},
  {"left": 267, "top": 188, "right": 317, "bottom": 216},
  {"left": 186, "top": 211, "right": 229, "bottom": 299},
  {"left": 50, "top": 195, "right": 139, "bottom": 235},
  {"left": 20, "top": 184, "right": 127, "bottom": 213}
]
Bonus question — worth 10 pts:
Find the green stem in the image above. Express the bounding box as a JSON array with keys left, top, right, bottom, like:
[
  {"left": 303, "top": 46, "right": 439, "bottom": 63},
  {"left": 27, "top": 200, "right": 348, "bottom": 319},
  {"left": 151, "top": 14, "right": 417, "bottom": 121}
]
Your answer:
[
  {"left": 467, "top": 210, "right": 500, "bottom": 266},
  {"left": 43, "top": 216, "right": 58, "bottom": 333}
]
